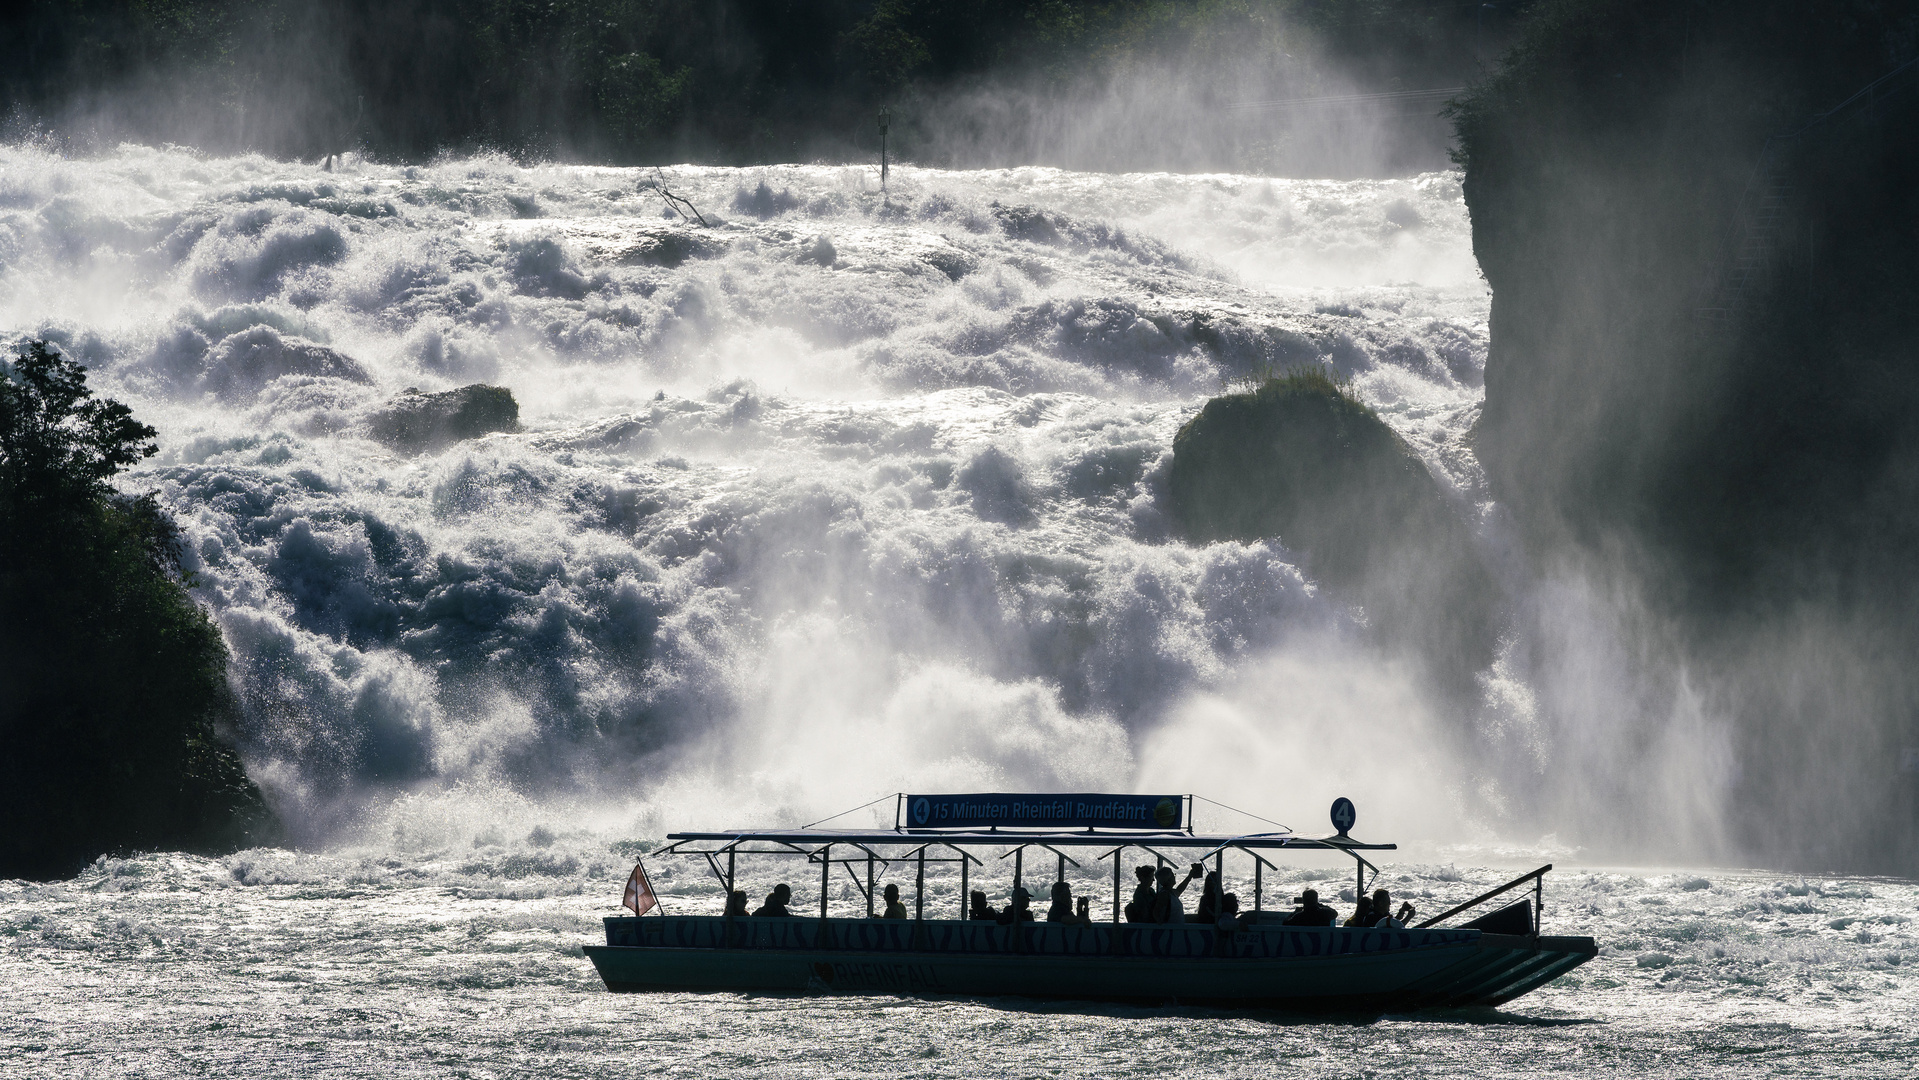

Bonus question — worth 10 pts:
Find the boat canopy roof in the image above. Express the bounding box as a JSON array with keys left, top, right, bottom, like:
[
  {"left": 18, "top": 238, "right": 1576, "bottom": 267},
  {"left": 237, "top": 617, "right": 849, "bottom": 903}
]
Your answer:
[
  {"left": 656, "top": 793, "right": 1395, "bottom": 864},
  {"left": 659, "top": 829, "right": 1394, "bottom": 855}
]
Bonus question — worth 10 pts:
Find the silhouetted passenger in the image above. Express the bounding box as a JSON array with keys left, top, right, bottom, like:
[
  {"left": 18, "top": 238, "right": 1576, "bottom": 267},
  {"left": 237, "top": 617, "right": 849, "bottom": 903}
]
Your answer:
[
  {"left": 1344, "top": 894, "right": 1374, "bottom": 927},
  {"left": 1193, "top": 869, "right": 1225, "bottom": 923},
  {"left": 1215, "top": 893, "right": 1241, "bottom": 932},
  {"left": 969, "top": 890, "right": 1000, "bottom": 921},
  {"left": 1151, "top": 864, "right": 1202, "bottom": 924},
  {"left": 1045, "top": 881, "right": 1090, "bottom": 924},
  {"left": 724, "top": 890, "right": 749, "bottom": 917},
  {"left": 1370, "top": 888, "right": 1407, "bottom": 929},
  {"left": 1283, "top": 888, "right": 1338, "bottom": 926},
  {"left": 880, "top": 882, "right": 909, "bottom": 919},
  {"left": 996, "top": 886, "right": 1036, "bottom": 924},
  {"left": 1124, "top": 865, "right": 1156, "bottom": 923},
  {"left": 752, "top": 883, "right": 794, "bottom": 917}
]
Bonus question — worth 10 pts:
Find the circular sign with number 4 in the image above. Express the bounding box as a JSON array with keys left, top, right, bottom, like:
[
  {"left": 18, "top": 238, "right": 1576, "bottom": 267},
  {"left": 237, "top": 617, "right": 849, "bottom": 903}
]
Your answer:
[{"left": 1330, "top": 797, "right": 1356, "bottom": 836}]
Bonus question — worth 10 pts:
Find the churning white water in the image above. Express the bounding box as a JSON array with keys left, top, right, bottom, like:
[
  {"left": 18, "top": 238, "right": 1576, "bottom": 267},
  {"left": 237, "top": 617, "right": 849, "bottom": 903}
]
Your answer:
[
  {"left": 2, "top": 144, "right": 1916, "bottom": 1075},
  {"left": 0, "top": 144, "right": 1494, "bottom": 834}
]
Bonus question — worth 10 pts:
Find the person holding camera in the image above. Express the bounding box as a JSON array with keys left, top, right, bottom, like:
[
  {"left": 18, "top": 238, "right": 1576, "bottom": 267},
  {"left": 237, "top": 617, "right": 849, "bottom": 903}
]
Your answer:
[
  {"left": 1282, "top": 887, "right": 1338, "bottom": 926},
  {"left": 1151, "top": 863, "right": 1204, "bottom": 923},
  {"left": 1369, "top": 888, "right": 1417, "bottom": 929}
]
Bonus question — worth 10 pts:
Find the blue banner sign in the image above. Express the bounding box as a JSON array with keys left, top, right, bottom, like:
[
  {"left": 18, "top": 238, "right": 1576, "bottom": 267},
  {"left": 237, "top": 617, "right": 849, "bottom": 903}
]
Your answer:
[{"left": 903, "top": 793, "right": 1183, "bottom": 831}]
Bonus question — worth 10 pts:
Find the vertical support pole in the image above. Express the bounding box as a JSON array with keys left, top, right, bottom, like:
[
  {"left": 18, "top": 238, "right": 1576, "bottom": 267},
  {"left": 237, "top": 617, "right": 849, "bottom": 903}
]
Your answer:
[
  {"left": 915, "top": 849, "right": 925, "bottom": 923},
  {"left": 1111, "top": 849, "right": 1122, "bottom": 924},
  {"left": 1014, "top": 848, "right": 1023, "bottom": 893},
  {"left": 866, "top": 852, "right": 876, "bottom": 918},
  {"left": 959, "top": 849, "right": 969, "bottom": 920},
  {"left": 1057, "top": 852, "right": 1065, "bottom": 885},
  {"left": 878, "top": 107, "right": 890, "bottom": 192},
  {"left": 1356, "top": 857, "right": 1364, "bottom": 908},
  {"left": 1534, "top": 873, "right": 1543, "bottom": 936},
  {"left": 724, "top": 848, "right": 738, "bottom": 946},
  {"left": 1254, "top": 859, "right": 1263, "bottom": 913},
  {"left": 820, "top": 845, "right": 831, "bottom": 920}
]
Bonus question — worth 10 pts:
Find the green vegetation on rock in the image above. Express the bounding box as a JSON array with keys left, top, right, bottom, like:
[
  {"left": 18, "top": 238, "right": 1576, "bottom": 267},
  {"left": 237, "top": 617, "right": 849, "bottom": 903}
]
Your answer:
[
  {"left": 1168, "top": 370, "right": 1497, "bottom": 699},
  {"left": 1, "top": 341, "right": 275, "bottom": 881}
]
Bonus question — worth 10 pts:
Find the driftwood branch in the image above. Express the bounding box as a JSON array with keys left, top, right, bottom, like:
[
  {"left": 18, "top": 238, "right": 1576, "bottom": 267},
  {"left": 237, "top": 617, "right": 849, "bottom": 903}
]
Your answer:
[{"left": 648, "top": 168, "right": 710, "bottom": 227}]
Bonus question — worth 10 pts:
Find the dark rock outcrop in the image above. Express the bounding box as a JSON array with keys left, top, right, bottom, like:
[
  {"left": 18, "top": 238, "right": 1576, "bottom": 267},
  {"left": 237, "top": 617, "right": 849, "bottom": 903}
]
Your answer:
[
  {"left": 1454, "top": 0, "right": 1919, "bottom": 869},
  {"left": 367, "top": 384, "right": 520, "bottom": 453},
  {"left": 1168, "top": 372, "right": 1497, "bottom": 699}
]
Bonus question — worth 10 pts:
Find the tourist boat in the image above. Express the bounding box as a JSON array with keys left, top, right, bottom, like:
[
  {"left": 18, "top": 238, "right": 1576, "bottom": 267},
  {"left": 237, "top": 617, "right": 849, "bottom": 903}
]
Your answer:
[{"left": 585, "top": 793, "right": 1596, "bottom": 1011}]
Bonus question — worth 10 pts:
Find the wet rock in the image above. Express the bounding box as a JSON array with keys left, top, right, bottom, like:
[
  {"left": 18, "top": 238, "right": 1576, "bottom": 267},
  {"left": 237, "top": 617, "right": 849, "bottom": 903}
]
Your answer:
[
  {"left": 202, "top": 325, "right": 371, "bottom": 400},
  {"left": 799, "top": 235, "right": 838, "bottom": 267},
  {"left": 624, "top": 230, "right": 716, "bottom": 268},
  {"left": 367, "top": 384, "right": 520, "bottom": 453},
  {"left": 1168, "top": 371, "right": 1498, "bottom": 701},
  {"left": 732, "top": 182, "right": 801, "bottom": 218},
  {"left": 921, "top": 247, "right": 976, "bottom": 281}
]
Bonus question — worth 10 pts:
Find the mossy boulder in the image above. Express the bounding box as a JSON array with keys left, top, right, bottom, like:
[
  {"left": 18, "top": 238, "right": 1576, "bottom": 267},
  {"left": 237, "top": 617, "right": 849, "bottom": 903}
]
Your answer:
[
  {"left": 367, "top": 384, "right": 520, "bottom": 453},
  {"left": 1168, "top": 373, "right": 1498, "bottom": 694}
]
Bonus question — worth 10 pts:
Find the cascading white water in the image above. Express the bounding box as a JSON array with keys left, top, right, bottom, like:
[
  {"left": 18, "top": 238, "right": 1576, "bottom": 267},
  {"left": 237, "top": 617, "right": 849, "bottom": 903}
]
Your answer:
[{"left": 1, "top": 144, "right": 1499, "bottom": 840}]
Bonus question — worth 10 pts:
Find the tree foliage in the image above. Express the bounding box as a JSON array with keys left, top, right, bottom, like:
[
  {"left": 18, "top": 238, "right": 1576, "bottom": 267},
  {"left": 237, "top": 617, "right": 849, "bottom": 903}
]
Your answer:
[
  {"left": 0, "top": 0, "right": 1535, "bottom": 164},
  {"left": 1, "top": 340, "right": 273, "bottom": 881},
  {"left": 1, "top": 341, "right": 157, "bottom": 507}
]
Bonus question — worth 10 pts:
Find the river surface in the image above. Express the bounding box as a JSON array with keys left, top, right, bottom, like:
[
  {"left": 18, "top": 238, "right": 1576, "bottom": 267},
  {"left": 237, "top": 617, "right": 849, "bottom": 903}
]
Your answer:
[
  {"left": 2, "top": 145, "right": 1916, "bottom": 1075},
  {"left": 4, "top": 851, "right": 1917, "bottom": 1078}
]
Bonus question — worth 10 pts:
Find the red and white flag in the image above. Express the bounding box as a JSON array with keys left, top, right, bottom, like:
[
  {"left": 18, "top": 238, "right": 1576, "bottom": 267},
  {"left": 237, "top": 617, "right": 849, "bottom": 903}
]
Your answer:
[{"left": 622, "top": 862, "right": 659, "bottom": 916}]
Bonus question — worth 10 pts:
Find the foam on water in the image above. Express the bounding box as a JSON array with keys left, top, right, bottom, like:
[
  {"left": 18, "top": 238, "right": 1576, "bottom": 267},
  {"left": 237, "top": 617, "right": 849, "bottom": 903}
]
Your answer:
[
  {"left": 3, "top": 846, "right": 1916, "bottom": 1077},
  {"left": 0, "top": 144, "right": 1489, "bottom": 837}
]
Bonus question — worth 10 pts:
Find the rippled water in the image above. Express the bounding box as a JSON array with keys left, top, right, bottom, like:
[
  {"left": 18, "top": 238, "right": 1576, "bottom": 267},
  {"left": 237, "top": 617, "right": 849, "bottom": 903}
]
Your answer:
[{"left": 5, "top": 850, "right": 1917, "bottom": 1078}]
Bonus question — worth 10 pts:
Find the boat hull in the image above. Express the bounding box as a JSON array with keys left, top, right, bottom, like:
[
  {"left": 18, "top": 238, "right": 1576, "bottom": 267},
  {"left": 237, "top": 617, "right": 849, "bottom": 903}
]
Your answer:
[{"left": 585, "top": 917, "right": 1595, "bottom": 1010}]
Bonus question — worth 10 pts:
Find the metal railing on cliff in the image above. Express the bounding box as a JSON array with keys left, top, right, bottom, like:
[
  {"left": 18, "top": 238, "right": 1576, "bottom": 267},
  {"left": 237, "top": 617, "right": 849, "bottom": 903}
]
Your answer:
[{"left": 1694, "top": 56, "right": 1919, "bottom": 337}]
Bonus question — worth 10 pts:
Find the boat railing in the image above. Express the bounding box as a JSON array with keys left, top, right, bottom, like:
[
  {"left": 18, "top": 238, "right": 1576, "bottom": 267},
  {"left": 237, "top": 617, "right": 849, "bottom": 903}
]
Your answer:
[{"left": 1413, "top": 864, "right": 1550, "bottom": 934}]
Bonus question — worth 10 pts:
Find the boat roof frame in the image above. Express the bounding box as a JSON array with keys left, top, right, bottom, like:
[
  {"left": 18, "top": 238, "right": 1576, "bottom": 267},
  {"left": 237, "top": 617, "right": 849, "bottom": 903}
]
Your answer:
[{"left": 657, "top": 828, "right": 1395, "bottom": 859}]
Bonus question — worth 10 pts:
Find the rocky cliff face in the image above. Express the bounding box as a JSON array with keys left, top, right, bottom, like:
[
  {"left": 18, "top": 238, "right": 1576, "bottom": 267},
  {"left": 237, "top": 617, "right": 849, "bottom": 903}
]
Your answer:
[{"left": 1456, "top": 0, "right": 1919, "bottom": 869}]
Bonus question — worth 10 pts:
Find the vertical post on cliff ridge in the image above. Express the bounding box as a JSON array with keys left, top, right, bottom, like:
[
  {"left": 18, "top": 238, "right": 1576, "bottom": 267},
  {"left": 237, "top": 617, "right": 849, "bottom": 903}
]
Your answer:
[{"left": 878, "top": 107, "right": 891, "bottom": 192}]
